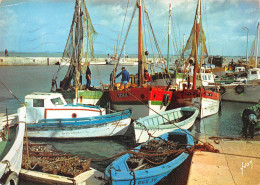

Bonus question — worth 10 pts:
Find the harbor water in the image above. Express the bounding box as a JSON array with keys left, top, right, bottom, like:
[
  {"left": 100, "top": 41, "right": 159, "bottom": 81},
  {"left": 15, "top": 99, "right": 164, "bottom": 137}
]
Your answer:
[{"left": 0, "top": 65, "right": 256, "bottom": 185}]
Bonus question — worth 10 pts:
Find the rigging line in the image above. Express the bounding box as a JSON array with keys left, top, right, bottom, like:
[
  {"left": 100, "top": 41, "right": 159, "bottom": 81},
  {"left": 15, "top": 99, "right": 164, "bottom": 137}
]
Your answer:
[
  {"left": 118, "top": 0, "right": 130, "bottom": 52},
  {"left": 115, "top": 0, "right": 138, "bottom": 72},
  {"left": 145, "top": 11, "right": 156, "bottom": 64},
  {"left": 170, "top": 35, "right": 178, "bottom": 57},
  {"left": 171, "top": 15, "right": 179, "bottom": 56},
  {"left": 202, "top": 0, "right": 210, "bottom": 56},
  {"left": 160, "top": 34, "right": 168, "bottom": 52},
  {"left": 143, "top": 4, "right": 172, "bottom": 81},
  {"left": 0, "top": 80, "right": 24, "bottom": 106},
  {"left": 142, "top": 0, "right": 148, "bottom": 51}
]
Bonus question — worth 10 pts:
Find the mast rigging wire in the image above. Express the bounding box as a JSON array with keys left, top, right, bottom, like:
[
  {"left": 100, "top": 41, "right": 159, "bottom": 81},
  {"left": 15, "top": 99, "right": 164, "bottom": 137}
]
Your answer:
[{"left": 0, "top": 80, "right": 24, "bottom": 106}]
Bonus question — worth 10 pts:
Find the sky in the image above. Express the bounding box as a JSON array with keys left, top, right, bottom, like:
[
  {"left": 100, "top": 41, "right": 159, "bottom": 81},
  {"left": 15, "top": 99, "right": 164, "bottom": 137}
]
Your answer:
[{"left": 0, "top": 0, "right": 259, "bottom": 57}]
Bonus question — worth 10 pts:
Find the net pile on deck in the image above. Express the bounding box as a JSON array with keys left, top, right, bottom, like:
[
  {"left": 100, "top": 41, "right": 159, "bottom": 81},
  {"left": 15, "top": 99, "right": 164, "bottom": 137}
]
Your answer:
[
  {"left": 127, "top": 139, "right": 185, "bottom": 170},
  {"left": 22, "top": 141, "right": 91, "bottom": 177}
]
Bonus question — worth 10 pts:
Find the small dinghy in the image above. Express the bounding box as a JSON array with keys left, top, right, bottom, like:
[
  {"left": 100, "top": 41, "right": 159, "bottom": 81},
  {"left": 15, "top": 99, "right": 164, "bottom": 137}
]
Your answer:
[
  {"left": 0, "top": 114, "right": 25, "bottom": 185},
  {"left": 105, "top": 129, "right": 194, "bottom": 185},
  {"left": 25, "top": 109, "right": 132, "bottom": 138},
  {"left": 134, "top": 107, "right": 199, "bottom": 143}
]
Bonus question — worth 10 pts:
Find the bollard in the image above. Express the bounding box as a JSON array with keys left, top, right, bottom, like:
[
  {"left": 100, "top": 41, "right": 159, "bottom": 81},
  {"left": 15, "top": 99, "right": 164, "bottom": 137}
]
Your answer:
[
  {"left": 33, "top": 59, "right": 35, "bottom": 62},
  {"left": 47, "top": 57, "right": 50, "bottom": 65}
]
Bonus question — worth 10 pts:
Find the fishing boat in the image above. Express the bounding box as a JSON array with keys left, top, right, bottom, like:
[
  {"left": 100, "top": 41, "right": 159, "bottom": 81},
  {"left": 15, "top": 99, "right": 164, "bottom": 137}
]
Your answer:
[
  {"left": 105, "top": 129, "right": 194, "bottom": 185},
  {"left": 50, "top": 0, "right": 106, "bottom": 106},
  {"left": 25, "top": 109, "right": 132, "bottom": 138},
  {"left": 217, "top": 83, "right": 260, "bottom": 103},
  {"left": 108, "top": 0, "right": 172, "bottom": 120},
  {"left": 17, "top": 92, "right": 106, "bottom": 124},
  {"left": 134, "top": 106, "right": 199, "bottom": 143},
  {"left": 17, "top": 92, "right": 132, "bottom": 138},
  {"left": 0, "top": 113, "right": 25, "bottom": 184},
  {"left": 168, "top": 0, "right": 221, "bottom": 118}
]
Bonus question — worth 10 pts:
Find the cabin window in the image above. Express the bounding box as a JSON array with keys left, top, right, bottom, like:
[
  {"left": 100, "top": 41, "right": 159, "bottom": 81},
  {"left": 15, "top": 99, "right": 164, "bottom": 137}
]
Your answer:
[
  {"left": 33, "top": 99, "right": 44, "bottom": 107},
  {"left": 208, "top": 75, "right": 211, "bottom": 80},
  {"left": 251, "top": 71, "right": 257, "bottom": 75},
  {"left": 51, "top": 98, "right": 64, "bottom": 105}
]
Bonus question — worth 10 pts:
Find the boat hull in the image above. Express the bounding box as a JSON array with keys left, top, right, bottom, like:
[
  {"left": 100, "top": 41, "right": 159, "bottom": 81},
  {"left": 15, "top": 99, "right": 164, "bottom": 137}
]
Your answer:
[
  {"left": 169, "top": 89, "right": 220, "bottom": 118},
  {"left": 0, "top": 123, "right": 25, "bottom": 182},
  {"left": 220, "top": 84, "right": 260, "bottom": 103},
  {"left": 26, "top": 110, "right": 132, "bottom": 138},
  {"left": 105, "top": 129, "right": 194, "bottom": 185},
  {"left": 109, "top": 87, "right": 172, "bottom": 120},
  {"left": 134, "top": 107, "right": 199, "bottom": 143}
]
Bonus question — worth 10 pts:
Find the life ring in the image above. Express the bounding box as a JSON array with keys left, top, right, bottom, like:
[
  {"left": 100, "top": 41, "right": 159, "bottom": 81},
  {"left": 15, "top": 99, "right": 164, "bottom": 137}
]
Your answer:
[
  {"left": 1, "top": 172, "right": 19, "bottom": 185},
  {"left": 163, "top": 94, "right": 170, "bottom": 106},
  {"left": 219, "top": 86, "right": 226, "bottom": 95},
  {"left": 235, "top": 85, "right": 244, "bottom": 94}
]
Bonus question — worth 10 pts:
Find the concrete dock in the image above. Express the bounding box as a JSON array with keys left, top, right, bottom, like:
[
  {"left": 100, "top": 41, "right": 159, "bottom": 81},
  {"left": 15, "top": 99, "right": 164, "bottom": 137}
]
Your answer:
[
  {"left": 187, "top": 137, "right": 260, "bottom": 185},
  {"left": 0, "top": 57, "right": 138, "bottom": 66}
]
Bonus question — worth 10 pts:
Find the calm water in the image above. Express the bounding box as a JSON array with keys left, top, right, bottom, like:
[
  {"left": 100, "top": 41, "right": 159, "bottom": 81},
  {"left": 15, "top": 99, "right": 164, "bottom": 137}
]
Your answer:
[{"left": 0, "top": 65, "right": 255, "bottom": 185}]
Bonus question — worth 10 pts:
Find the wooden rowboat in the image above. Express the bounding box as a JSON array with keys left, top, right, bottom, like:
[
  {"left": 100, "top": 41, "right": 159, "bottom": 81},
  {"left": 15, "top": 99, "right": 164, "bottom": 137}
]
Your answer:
[
  {"left": 105, "top": 129, "right": 194, "bottom": 185},
  {"left": 134, "top": 107, "right": 199, "bottom": 143}
]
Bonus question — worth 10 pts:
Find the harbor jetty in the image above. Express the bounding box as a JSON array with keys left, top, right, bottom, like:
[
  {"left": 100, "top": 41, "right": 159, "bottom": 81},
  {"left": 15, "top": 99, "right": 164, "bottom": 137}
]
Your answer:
[
  {"left": 0, "top": 57, "right": 138, "bottom": 66},
  {"left": 187, "top": 137, "right": 260, "bottom": 185}
]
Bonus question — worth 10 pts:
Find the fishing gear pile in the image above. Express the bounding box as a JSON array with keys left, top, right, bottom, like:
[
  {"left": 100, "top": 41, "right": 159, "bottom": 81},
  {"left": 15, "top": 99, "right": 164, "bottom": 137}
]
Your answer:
[
  {"left": 22, "top": 141, "right": 91, "bottom": 177},
  {"left": 127, "top": 139, "right": 185, "bottom": 170}
]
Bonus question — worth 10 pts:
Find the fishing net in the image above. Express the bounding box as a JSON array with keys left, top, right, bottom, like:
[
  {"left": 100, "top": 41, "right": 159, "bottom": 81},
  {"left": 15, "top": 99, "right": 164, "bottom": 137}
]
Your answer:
[
  {"left": 183, "top": 3, "right": 208, "bottom": 71},
  {"left": 60, "top": 0, "right": 97, "bottom": 90},
  {"left": 22, "top": 141, "right": 91, "bottom": 178},
  {"left": 127, "top": 139, "right": 184, "bottom": 170}
]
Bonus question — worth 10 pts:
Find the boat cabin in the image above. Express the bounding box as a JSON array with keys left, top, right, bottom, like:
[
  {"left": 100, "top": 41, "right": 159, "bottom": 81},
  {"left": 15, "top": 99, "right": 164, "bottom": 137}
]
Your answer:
[
  {"left": 248, "top": 68, "right": 260, "bottom": 81},
  {"left": 235, "top": 67, "right": 245, "bottom": 73},
  {"left": 18, "top": 92, "right": 106, "bottom": 123}
]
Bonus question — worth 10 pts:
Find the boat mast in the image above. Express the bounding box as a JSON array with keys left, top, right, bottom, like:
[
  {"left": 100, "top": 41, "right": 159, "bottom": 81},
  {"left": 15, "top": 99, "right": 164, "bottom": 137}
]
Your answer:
[
  {"left": 256, "top": 22, "right": 260, "bottom": 68},
  {"left": 138, "top": 0, "right": 143, "bottom": 86},
  {"left": 167, "top": 4, "right": 172, "bottom": 70},
  {"left": 192, "top": 0, "right": 201, "bottom": 90},
  {"left": 74, "top": 0, "right": 82, "bottom": 88}
]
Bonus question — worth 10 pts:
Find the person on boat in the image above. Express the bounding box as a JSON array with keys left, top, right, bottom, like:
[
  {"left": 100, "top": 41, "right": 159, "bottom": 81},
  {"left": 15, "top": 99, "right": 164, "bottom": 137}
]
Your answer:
[
  {"left": 86, "top": 62, "right": 91, "bottom": 90},
  {"left": 116, "top": 67, "right": 129, "bottom": 90},
  {"left": 144, "top": 69, "right": 152, "bottom": 84}
]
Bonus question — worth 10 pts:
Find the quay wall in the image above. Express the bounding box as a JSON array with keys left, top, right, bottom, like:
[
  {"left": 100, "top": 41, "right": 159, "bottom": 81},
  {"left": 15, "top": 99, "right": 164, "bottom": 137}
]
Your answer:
[{"left": 0, "top": 57, "right": 138, "bottom": 66}]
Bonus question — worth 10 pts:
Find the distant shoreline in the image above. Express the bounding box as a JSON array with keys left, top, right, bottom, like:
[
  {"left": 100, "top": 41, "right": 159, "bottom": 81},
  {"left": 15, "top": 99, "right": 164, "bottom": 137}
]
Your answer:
[{"left": 0, "top": 55, "right": 245, "bottom": 66}]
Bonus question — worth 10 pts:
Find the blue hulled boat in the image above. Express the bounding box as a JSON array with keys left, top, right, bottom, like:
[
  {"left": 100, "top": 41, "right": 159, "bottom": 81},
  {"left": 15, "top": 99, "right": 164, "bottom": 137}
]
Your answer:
[
  {"left": 105, "top": 129, "right": 194, "bottom": 185},
  {"left": 25, "top": 109, "right": 132, "bottom": 138}
]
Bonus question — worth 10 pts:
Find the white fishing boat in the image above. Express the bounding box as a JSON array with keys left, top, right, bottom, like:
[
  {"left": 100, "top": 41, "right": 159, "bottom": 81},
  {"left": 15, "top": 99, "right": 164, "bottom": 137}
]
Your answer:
[
  {"left": 218, "top": 83, "right": 260, "bottom": 103},
  {"left": 0, "top": 114, "right": 25, "bottom": 185},
  {"left": 17, "top": 92, "right": 132, "bottom": 138},
  {"left": 134, "top": 107, "right": 199, "bottom": 143},
  {"left": 25, "top": 109, "right": 132, "bottom": 138},
  {"left": 17, "top": 92, "right": 106, "bottom": 124},
  {"left": 168, "top": 0, "right": 221, "bottom": 119}
]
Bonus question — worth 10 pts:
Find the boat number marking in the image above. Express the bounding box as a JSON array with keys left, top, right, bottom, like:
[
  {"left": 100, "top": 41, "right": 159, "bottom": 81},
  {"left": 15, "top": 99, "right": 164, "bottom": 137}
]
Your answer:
[
  {"left": 117, "top": 93, "right": 129, "bottom": 98},
  {"left": 137, "top": 178, "right": 157, "bottom": 184}
]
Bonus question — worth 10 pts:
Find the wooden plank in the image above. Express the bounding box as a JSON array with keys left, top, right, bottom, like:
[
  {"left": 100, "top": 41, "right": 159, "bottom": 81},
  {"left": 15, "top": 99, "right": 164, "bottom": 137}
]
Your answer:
[{"left": 20, "top": 167, "right": 106, "bottom": 185}]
